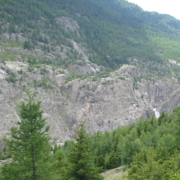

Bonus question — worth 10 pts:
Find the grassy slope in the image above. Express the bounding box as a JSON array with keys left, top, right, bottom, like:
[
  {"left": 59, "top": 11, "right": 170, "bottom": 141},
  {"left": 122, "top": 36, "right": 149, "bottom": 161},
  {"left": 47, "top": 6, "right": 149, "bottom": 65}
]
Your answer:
[{"left": 101, "top": 166, "right": 128, "bottom": 180}]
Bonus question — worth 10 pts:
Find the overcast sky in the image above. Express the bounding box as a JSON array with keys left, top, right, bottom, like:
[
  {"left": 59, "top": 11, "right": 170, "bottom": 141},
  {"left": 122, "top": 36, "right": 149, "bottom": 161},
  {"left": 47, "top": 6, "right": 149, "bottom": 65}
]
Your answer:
[{"left": 126, "top": 0, "right": 180, "bottom": 20}]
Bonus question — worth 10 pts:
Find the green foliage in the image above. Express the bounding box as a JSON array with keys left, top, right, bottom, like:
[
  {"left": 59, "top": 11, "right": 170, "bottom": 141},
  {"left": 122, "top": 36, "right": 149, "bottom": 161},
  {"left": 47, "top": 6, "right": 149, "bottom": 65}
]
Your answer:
[
  {"left": 0, "top": 49, "right": 21, "bottom": 62},
  {"left": 106, "top": 151, "right": 119, "bottom": 169},
  {"left": 1, "top": 0, "right": 180, "bottom": 178},
  {"left": 27, "top": 57, "right": 53, "bottom": 67},
  {"left": 68, "top": 124, "right": 103, "bottom": 180},
  {"left": 0, "top": 167, "right": 2, "bottom": 180},
  {"left": 2, "top": 90, "right": 53, "bottom": 180},
  {"left": 5, "top": 72, "right": 17, "bottom": 83},
  {"left": 27, "top": 57, "right": 38, "bottom": 65},
  {"left": 60, "top": 106, "right": 180, "bottom": 179},
  {"left": 96, "top": 155, "right": 106, "bottom": 172},
  {"left": 1, "top": 0, "right": 180, "bottom": 72},
  {"left": 53, "top": 150, "right": 69, "bottom": 180},
  {"left": 23, "top": 41, "right": 32, "bottom": 50},
  {"left": 65, "top": 72, "right": 87, "bottom": 83},
  {"left": 8, "top": 23, "right": 16, "bottom": 34},
  {"left": 17, "top": 69, "right": 23, "bottom": 74},
  {"left": 170, "top": 172, "right": 180, "bottom": 180},
  {"left": 91, "top": 71, "right": 112, "bottom": 82},
  {"left": 34, "top": 78, "right": 53, "bottom": 89},
  {"left": 0, "top": 151, "right": 4, "bottom": 160},
  {"left": 40, "top": 67, "right": 48, "bottom": 75},
  {"left": 1, "top": 90, "right": 180, "bottom": 180},
  {"left": 0, "top": 37, "right": 22, "bottom": 48},
  {"left": 27, "top": 65, "right": 34, "bottom": 72},
  {"left": 128, "top": 147, "right": 180, "bottom": 180}
]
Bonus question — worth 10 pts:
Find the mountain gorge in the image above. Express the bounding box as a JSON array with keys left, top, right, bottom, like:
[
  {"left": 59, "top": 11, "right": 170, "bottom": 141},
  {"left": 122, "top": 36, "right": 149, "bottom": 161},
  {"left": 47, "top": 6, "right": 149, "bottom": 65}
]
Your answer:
[{"left": 1, "top": 0, "right": 180, "bottom": 143}]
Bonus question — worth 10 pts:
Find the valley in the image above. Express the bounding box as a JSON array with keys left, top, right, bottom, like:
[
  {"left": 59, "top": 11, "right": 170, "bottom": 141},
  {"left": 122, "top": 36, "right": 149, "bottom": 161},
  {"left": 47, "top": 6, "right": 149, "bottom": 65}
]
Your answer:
[{"left": 1, "top": 0, "right": 180, "bottom": 179}]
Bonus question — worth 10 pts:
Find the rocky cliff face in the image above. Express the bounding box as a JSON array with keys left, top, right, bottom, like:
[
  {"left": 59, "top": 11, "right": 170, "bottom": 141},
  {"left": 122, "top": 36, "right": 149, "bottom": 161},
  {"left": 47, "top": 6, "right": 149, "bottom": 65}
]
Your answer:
[
  {"left": 0, "top": 61, "right": 180, "bottom": 144},
  {"left": 160, "top": 88, "right": 180, "bottom": 113}
]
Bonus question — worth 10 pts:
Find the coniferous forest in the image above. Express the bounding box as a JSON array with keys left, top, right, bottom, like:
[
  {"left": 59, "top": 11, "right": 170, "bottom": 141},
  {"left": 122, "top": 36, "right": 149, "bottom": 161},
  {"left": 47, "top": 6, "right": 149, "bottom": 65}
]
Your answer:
[
  {"left": 1, "top": 91, "right": 180, "bottom": 179},
  {"left": 1, "top": 0, "right": 180, "bottom": 179},
  {"left": 1, "top": 0, "right": 180, "bottom": 72}
]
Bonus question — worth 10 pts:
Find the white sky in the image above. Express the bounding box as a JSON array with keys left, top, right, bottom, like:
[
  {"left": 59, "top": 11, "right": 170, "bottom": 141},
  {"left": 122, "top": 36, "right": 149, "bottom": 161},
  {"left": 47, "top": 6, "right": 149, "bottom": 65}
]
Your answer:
[{"left": 126, "top": 0, "right": 180, "bottom": 20}]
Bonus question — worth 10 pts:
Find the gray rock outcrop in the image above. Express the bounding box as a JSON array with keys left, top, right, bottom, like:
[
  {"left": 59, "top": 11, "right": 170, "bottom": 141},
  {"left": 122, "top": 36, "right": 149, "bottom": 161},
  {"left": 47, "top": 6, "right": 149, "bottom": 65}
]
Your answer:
[{"left": 0, "top": 63, "right": 180, "bottom": 147}]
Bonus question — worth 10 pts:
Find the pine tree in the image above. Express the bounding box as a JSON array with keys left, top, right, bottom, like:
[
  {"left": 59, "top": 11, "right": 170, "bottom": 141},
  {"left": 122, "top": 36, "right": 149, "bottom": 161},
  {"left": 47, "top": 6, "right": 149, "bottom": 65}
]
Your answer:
[
  {"left": 107, "top": 151, "right": 119, "bottom": 169},
  {"left": 68, "top": 124, "right": 103, "bottom": 180},
  {"left": 23, "top": 41, "right": 32, "bottom": 50},
  {"left": 96, "top": 155, "right": 106, "bottom": 172},
  {"left": 2, "top": 91, "right": 52, "bottom": 180},
  {"left": 53, "top": 150, "right": 69, "bottom": 180}
]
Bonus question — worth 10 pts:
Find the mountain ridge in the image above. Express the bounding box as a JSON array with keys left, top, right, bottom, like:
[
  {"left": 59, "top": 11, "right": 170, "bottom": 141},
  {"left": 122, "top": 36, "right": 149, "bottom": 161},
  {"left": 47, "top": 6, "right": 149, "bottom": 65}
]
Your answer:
[
  {"left": 1, "top": 0, "right": 180, "bottom": 71},
  {"left": 0, "top": 0, "right": 180, "bottom": 142}
]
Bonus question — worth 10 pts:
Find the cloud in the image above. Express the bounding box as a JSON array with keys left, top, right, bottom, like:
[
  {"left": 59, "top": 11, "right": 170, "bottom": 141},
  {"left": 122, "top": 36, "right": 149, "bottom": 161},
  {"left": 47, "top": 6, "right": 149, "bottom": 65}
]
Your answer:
[{"left": 127, "top": 0, "right": 180, "bottom": 20}]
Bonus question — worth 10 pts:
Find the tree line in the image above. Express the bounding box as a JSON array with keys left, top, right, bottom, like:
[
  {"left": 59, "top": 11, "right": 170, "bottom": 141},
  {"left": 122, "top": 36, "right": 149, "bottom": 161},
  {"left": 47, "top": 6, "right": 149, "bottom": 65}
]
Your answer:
[
  {"left": 0, "top": 91, "right": 102, "bottom": 180},
  {"left": 59, "top": 105, "right": 180, "bottom": 179},
  {"left": 1, "top": 90, "right": 180, "bottom": 179}
]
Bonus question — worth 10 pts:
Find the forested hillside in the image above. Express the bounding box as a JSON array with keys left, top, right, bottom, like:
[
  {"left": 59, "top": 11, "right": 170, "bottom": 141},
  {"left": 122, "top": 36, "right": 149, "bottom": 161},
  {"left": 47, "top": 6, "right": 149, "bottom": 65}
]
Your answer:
[
  {"left": 0, "top": 0, "right": 180, "bottom": 76},
  {"left": 58, "top": 106, "right": 180, "bottom": 179},
  {"left": 1, "top": 0, "right": 180, "bottom": 179}
]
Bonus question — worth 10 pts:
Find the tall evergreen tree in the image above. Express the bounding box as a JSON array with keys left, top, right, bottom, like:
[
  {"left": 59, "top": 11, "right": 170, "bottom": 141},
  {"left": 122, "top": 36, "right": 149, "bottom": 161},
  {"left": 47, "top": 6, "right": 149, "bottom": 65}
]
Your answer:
[
  {"left": 2, "top": 91, "right": 52, "bottom": 180},
  {"left": 106, "top": 151, "right": 119, "bottom": 169},
  {"left": 53, "top": 150, "right": 69, "bottom": 180},
  {"left": 96, "top": 155, "right": 106, "bottom": 172},
  {"left": 68, "top": 124, "right": 103, "bottom": 180}
]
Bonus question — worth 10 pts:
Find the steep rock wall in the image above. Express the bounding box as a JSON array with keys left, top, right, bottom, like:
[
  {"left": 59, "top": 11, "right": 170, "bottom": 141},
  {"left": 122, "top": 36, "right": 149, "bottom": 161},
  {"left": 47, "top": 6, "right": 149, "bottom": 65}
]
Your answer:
[{"left": 0, "top": 63, "right": 180, "bottom": 143}]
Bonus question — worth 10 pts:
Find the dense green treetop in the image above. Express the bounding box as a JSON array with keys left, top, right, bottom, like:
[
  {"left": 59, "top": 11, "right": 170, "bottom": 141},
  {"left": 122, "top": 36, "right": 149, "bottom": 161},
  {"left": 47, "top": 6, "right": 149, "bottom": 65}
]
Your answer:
[
  {"left": 59, "top": 106, "right": 180, "bottom": 179},
  {"left": 1, "top": 91, "right": 53, "bottom": 180},
  {"left": 68, "top": 124, "right": 103, "bottom": 180},
  {"left": 1, "top": 91, "right": 180, "bottom": 179}
]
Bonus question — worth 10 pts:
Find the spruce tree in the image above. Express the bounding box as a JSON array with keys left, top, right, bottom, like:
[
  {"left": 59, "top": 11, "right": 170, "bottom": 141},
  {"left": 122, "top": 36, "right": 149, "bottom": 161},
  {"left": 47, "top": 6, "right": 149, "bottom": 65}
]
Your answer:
[
  {"left": 2, "top": 91, "right": 52, "bottom": 180},
  {"left": 96, "top": 155, "right": 106, "bottom": 172},
  {"left": 107, "top": 151, "right": 119, "bottom": 169},
  {"left": 53, "top": 150, "right": 69, "bottom": 180},
  {"left": 68, "top": 124, "right": 103, "bottom": 180}
]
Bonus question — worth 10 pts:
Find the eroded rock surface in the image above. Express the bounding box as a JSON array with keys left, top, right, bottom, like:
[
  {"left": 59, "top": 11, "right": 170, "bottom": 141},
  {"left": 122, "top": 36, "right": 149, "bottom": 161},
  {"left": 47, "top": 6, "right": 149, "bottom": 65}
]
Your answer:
[{"left": 0, "top": 63, "right": 180, "bottom": 147}]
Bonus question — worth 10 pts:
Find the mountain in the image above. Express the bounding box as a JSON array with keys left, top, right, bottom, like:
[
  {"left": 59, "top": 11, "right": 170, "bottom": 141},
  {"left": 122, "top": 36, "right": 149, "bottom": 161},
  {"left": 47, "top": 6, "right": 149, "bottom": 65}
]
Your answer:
[
  {"left": 1, "top": 0, "right": 180, "bottom": 72},
  {"left": 1, "top": 0, "right": 180, "bottom": 143}
]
